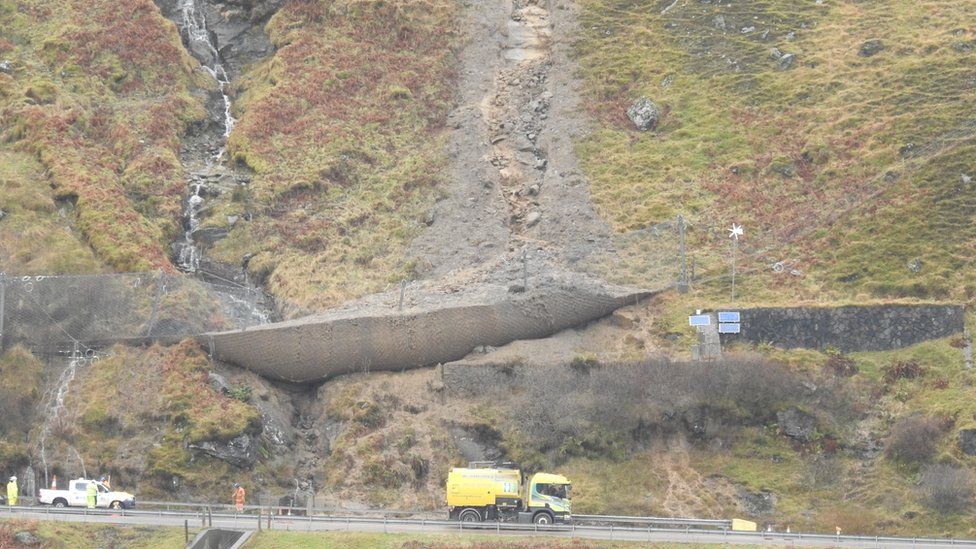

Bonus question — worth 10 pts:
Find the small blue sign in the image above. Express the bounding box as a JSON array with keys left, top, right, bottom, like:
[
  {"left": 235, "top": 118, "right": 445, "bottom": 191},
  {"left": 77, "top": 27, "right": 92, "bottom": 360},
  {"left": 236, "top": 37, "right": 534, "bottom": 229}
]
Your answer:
[
  {"left": 718, "top": 311, "right": 740, "bottom": 323},
  {"left": 718, "top": 323, "right": 741, "bottom": 334},
  {"left": 689, "top": 314, "right": 711, "bottom": 327}
]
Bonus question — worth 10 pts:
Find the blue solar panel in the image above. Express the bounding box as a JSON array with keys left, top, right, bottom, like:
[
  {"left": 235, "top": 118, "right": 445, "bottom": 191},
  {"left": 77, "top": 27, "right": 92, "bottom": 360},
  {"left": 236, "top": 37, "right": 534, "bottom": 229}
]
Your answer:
[
  {"left": 688, "top": 314, "right": 711, "bottom": 327},
  {"left": 718, "top": 311, "right": 740, "bottom": 323},
  {"left": 718, "top": 323, "right": 741, "bottom": 334}
]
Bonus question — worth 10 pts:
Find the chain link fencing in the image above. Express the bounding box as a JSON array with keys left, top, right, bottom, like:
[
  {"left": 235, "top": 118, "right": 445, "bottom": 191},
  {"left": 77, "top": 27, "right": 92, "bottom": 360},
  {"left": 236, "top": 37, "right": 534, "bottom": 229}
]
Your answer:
[{"left": 0, "top": 271, "right": 279, "bottom": 356}]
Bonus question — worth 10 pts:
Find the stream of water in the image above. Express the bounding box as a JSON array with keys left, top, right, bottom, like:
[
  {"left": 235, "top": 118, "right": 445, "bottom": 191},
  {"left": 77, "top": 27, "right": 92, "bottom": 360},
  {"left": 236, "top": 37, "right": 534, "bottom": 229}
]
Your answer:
[
  {"left": 36, "top": 351, "right": 92, "bottom": 486},
  {"left": 171, "top": 0, "right": 275, "bottom": 326},
  {"left": 174, "top": 0, "right": 237, "bottom": 274}
]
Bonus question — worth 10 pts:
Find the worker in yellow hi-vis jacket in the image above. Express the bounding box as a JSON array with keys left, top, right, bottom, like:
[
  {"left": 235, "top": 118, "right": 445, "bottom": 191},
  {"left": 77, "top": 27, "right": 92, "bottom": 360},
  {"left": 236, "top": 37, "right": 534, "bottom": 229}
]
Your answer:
[
  {"left": 86, "top": 480, "right": 97, "bottom": 508},
  {"left": 6, "top": 476, "right": 17, "bottom": 506}
]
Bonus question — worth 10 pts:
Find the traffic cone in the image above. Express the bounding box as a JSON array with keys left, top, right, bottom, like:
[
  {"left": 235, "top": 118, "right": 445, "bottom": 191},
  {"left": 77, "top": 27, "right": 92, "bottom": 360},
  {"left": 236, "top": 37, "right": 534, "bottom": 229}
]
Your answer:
[{"left": 51, "top": 475, "right": 57, "bottom": 490}]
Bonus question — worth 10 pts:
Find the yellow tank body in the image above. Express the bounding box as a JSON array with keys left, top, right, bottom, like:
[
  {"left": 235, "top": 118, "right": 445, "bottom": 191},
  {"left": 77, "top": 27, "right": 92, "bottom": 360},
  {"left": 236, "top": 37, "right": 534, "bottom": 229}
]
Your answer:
[{"left": 446, "top": 467, "right": 521, "bottom": 508}]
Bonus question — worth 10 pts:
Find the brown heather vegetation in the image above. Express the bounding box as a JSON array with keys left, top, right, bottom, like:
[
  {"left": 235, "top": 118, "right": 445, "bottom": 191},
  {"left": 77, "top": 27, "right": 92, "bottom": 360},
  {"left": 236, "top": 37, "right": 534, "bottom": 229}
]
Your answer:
[
  {"left": 214, "top": 0, "right": 459, "bottom": 308},
  {"left": 1, "top": 0, "right": 207, "bottom": 273}
]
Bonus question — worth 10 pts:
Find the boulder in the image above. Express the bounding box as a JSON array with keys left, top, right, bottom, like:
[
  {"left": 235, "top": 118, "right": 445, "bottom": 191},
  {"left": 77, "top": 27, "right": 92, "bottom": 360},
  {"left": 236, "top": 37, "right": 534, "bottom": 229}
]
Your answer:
[
  {"left": 777, "top": 407, "right": 817, "bottom": 441},
  {"left": 525, "top": 211, "right": 542, "bottom": 227},
  {"left": 207, "top": 372, "right": 232, "bottom": 394},
  {"left": 14, "top": 531, "right": 40, "bottom": 546},
  {"left": 189, "top": 434, "right": 258, "bottom": 468},
  {"left": 777, "top": 53, "right": 796, "bottom": 70},
  {"left": 0, "top": 60, "right": 12, "bottom": 73},
  {"left": 859, "top": 39, "right": 884, "bottom": 57},
  {"left": 738, "top": 489, "right": 776, "bottom": 516},
  {"left": 626, "top": 97, "right": 660, "bottom": 131},
  {"left": 959, "top": 429, "right": 976, "bottom": 456}
]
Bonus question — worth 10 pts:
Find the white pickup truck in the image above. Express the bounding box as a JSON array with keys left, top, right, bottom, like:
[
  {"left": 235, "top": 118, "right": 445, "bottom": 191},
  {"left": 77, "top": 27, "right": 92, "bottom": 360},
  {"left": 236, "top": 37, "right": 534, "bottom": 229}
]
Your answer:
[{"left": 39, "top": 478, "right": 136, "bottom": 510}]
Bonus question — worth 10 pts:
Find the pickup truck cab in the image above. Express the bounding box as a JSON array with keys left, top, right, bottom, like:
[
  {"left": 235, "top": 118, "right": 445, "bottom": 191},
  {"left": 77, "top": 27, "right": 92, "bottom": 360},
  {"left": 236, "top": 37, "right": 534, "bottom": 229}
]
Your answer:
[{"left": 39, "top": 479, "right": 136, "bottom": 510}]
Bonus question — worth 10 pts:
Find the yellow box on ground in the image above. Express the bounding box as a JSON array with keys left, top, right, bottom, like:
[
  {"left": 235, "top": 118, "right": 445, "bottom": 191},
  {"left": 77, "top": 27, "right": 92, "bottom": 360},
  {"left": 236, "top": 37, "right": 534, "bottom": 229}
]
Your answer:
[{"left": 732, "top": 518, "right": 758, "bottom": 532}]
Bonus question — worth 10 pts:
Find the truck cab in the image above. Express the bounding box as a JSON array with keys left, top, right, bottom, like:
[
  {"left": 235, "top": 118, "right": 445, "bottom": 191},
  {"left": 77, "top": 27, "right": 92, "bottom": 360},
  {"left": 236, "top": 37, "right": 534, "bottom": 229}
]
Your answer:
[{"left": 524, "top": 472, "right": 572, "bottom": 524}]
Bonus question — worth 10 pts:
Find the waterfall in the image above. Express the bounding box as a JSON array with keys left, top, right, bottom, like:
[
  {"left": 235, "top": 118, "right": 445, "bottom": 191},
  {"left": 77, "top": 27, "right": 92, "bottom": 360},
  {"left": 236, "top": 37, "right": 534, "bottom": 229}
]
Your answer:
[
  {"left": 174, "top": 0, "right": 235, "bottom": 273},
  {"left": 37, "top": 351, "right": 89, "bottom": 486},
  {"left": 178, "top": 0, "right": 236, "bottom": 141},
  {"left": 170, "top": 0, "right": 277, "bottom": 327}
]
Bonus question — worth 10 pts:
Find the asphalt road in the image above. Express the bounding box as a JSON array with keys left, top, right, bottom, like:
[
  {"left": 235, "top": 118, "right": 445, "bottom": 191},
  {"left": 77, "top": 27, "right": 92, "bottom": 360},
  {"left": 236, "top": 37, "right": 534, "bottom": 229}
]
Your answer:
[{"left": 3, "top": 506, "right": 974, "bottom": 548}]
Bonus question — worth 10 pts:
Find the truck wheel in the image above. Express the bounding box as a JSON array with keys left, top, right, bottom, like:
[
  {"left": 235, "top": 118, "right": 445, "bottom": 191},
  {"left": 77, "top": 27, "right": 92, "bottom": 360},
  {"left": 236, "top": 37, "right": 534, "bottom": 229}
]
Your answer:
[
  {"left": 53, "top": 499, "right": 68, "bottom": 508},
  {"left": 458, "top": 508, "right": 482, "bottom": 522},
  {"left": 533, "top": 512, "right": 553, "bottom": 525},
  {"left": 110, "top": 501, "right": 122, "bottom": 510}
]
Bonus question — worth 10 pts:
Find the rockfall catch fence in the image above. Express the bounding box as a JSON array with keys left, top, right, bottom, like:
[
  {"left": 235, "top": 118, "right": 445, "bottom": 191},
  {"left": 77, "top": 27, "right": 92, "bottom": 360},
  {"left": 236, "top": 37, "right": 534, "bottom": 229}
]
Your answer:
[
  {"left": 0, "top": 269, "right": 655, "bottom": 383},
  {"left": 204, "top": 280, "right": 653, "bottom": 383},
  {"left": 0, "top": 272, "right": 275, "bottom": 355}
]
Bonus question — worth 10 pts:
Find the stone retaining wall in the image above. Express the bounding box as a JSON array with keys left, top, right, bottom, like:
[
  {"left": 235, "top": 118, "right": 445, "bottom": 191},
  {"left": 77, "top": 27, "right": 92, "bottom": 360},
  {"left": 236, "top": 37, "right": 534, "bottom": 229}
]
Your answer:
[{"left": 724, "top": 304, "right": 964, "bottom": 352}]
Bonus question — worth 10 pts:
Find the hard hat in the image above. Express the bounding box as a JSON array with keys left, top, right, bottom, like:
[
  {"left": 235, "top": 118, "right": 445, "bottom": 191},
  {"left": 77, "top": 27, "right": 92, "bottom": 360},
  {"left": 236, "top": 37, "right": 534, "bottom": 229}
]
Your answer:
[
  {"left": 233, "top": 483, "right": 240, "bottom": 488},
  {"left": 9, "top": 476, "right": 15, "bottom": 481}
]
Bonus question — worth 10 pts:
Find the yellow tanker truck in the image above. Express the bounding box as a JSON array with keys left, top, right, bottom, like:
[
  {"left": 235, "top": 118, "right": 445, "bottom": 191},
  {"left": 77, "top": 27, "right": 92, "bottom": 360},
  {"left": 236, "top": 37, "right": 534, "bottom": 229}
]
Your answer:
[{"left": 446, "top": 461, "right": 571, "bottom": 524}]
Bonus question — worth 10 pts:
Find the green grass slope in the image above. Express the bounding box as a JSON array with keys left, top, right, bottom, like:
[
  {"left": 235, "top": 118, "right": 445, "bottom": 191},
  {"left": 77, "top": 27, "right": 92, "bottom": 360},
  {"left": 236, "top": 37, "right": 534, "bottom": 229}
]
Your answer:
[
  {"left": 0, "top": 0, "right": 207, "bottom": 273},
  {"left": 574, "top": 0, "right": 976, "bottom": 302},
  {"left": 212, "top": 0, "right": 459, "bottom": 308}
]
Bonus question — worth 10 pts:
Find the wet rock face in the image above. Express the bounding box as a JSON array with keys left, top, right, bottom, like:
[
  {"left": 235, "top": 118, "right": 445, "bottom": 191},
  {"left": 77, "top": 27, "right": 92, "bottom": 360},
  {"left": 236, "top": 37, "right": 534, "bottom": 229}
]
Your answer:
[
  {"left": 777, "top": 407, "right": 816, "bottom": 441},
  {"left": 959, "top": 429, "right": 976, "bottom": 456},
  {"left": 153, "top": 0, "right": 276, "bottom": 75},
  {"left": 626, "top": 97, "right": 660, "bottom": 131},
  {"left": 218, "top": 0, "right": 286, "bottom": 21},
  {"left": 189, "top": 433, "right": 258, "bottom": 468}
]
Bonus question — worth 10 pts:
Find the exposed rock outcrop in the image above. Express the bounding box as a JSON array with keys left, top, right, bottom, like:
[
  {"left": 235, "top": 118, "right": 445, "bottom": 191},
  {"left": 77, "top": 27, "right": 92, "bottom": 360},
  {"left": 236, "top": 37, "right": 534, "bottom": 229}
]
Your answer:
[
  {"left": 777, "top": 407, "right": 816, "bottom": 441},
  {"left": 189, "top": 434, "right": 258, "bottom": 468},
  {"left": 959, "top": 429, "right": 976, "bottom": 456}
]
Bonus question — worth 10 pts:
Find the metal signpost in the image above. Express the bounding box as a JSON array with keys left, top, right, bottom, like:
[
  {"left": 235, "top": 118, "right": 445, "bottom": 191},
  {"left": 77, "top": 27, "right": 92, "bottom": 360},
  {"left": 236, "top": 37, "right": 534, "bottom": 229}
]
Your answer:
[{"left": 728, "top": 223, "right": 743, "bottom": 302}]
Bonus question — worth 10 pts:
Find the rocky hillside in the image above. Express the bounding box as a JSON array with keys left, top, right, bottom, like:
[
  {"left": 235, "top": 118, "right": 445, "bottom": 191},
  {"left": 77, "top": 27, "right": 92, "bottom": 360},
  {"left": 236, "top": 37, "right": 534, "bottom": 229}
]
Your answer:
[{"left": 1, "top": 0, "right": 975, "bottom": 539}]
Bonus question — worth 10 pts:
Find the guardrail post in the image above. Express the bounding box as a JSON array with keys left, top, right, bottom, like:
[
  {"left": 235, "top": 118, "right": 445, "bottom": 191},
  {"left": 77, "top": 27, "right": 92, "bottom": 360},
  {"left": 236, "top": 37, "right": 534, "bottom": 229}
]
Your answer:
[
  {"left": 257, "top": 509, "right": 262, "bottom": 531},
  {"left": 185, "top": 520, "right": 189, "bottom": 544}
]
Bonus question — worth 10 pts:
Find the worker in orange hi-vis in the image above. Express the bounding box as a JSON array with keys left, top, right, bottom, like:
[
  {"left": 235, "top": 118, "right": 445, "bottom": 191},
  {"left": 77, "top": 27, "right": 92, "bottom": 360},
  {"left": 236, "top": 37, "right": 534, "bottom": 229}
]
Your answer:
[{"left": 232, "top": 483, "right": 246, "bottom": 513}]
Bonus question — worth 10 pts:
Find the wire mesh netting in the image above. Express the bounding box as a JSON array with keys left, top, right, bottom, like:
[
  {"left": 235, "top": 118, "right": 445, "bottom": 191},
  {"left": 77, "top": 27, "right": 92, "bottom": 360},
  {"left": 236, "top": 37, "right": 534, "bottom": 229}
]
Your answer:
[{"left": 0, "top": 272, "right": 277, "bottom": 355}]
